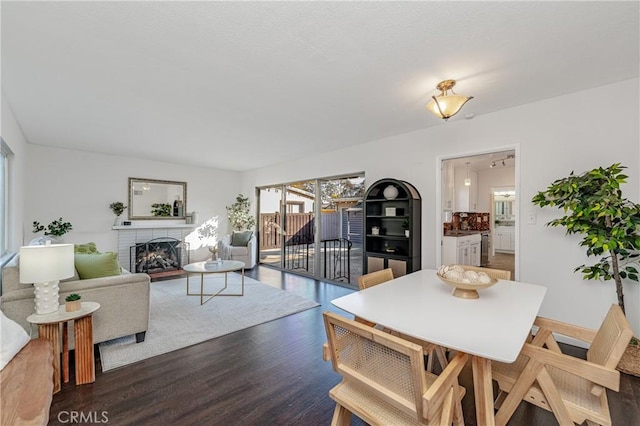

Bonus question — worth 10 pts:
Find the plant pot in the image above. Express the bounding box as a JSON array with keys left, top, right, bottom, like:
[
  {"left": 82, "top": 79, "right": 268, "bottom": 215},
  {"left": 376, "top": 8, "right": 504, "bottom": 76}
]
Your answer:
[
  {"left": 65, "top": 300, "right": 81, "bottom": 312},
  {"left": 405, "top": 230, "right": 410, "bottom": 237},
  {"left": 618, "top": 341, "right": 640, "bottom": 377},
  {"left": 114, "top": 216, "right": 122, "bottom": 226}
]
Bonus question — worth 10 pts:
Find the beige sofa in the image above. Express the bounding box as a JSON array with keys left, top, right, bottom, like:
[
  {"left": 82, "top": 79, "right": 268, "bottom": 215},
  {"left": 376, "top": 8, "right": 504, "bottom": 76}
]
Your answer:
[{"left": 0, "top": 256, "right": 151, "bottom": 346}]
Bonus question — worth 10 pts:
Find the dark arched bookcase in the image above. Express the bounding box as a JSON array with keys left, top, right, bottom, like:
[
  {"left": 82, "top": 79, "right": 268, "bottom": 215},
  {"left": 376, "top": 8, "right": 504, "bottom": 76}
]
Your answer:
[{"left": 363, "top": 178, "right": 421, "bottom": 277}]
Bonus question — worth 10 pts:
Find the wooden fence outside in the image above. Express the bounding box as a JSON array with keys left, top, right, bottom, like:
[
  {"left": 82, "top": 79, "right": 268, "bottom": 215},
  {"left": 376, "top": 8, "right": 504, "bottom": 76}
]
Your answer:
[{"left": 259, "top": 212, "right": 339, "bottom": 250}]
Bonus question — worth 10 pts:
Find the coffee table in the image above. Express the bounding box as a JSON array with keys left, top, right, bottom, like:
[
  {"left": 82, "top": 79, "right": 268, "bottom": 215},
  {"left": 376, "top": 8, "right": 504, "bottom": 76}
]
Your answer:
[{"left": 183, "top": 260, "right": 246, "bottom": 305}]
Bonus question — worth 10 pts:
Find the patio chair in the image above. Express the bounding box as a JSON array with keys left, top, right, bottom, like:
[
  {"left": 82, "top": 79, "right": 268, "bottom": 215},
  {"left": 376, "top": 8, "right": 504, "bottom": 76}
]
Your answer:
[
  {"left": 491, "top": 304, "right": 633, "bottom": 426},
  {"left": 323, "top": 311, "right": 468, "bottom": 426}
]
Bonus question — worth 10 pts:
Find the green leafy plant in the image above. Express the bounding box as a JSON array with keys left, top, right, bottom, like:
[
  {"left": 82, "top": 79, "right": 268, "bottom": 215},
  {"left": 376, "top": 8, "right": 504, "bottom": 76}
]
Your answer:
[
  {"left": 402, "top": 219, "right": 410, "bottom": 230},
  {"left": 151, "top": 203, "right": 172, "bottom": 217},
  {"left": 532, "top": 163, "right": 640, "bottom": 315},
  {"left": 65, "top": 293, "right": 81, "bottom": 302},
  {"left": 226, "top": 194, "right": 256, "bottom": 231},
  {"left": 109, "top": 202, "right": 127, "bottom": 217},
  {"left": 32, "top": 217, "right": 73, "bottom": 237}
]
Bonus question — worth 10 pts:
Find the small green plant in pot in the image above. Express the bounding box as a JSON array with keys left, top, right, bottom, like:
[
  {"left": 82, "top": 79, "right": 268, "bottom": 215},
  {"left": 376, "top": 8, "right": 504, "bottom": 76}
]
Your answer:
[
  {"left": 532, "top": 163, "right": 640, "bottom": 374},
  {"left": 65, "top": 293, "right": 82, "bottom": 312},
  {"left": 109, "top": 202, "right": 127, "bottom": 225},
  {"left": 402, "top": 219, "right": 410, "bottom": 237}
]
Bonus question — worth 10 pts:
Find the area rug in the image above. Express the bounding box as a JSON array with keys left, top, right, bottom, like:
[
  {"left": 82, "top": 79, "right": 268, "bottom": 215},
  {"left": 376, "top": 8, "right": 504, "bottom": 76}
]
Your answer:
[{"left": 98, "top": 274, "right": 319, "bottom": 371}]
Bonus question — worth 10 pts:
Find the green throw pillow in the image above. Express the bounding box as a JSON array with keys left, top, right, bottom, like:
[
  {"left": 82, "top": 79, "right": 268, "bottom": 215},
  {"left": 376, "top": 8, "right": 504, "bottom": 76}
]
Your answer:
[
  {"left": 231, "top": 231, "right": 253, "bottom": 246},
  {"left": 74, "top": 242, "right": 99, "bottom": 254},
  {"left": 74, "top": 252, "right": 122, "bottom": 279}
]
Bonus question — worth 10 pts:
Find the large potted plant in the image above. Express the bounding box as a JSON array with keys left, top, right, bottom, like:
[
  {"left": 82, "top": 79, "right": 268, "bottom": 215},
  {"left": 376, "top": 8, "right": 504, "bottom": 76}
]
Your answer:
[
  {"left": 226, "top": 194, "right": 256, "bottom": 231},
  {"left": 532, "top": 163, "right": 640, "bottom": 375}
]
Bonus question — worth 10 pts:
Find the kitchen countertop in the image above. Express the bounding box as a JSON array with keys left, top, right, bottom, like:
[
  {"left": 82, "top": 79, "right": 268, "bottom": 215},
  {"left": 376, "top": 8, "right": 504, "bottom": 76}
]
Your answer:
[{"left": 445, "top": 230, "right": 488, "bottom": 236}]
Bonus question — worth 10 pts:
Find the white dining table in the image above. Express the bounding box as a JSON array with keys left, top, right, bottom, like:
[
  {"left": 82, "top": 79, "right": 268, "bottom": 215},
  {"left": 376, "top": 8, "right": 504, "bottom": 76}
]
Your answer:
[{"left": 331, "top": 268, "right": 546, "bottom": 426}]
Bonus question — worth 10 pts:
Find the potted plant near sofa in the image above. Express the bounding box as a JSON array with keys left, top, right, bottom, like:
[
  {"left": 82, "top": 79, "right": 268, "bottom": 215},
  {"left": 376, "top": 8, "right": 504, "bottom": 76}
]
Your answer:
[
  {"left": 532, "top": 163, "right": 640, "bottom": 375},
  {"left": 65, "top": 293, "right": 81, "bottom": 312},
  {"left": 32, "top": 217, "right": 73, "bottom": 243}
]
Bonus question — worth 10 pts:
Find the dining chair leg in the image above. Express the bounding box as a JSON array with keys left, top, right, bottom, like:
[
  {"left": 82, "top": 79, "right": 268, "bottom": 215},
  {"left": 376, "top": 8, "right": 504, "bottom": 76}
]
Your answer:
[
  {"left": 472, "top": 356, "right": 496, "bottom": 426},
  {"left": 331, "top": 404, "right": 351, "bottom": 426},
  {"left": 494, "top": 359, "right": 543, "bottom": 426},
  {"left": 536, "top": 367, "right": 574, "bottom": 425}
]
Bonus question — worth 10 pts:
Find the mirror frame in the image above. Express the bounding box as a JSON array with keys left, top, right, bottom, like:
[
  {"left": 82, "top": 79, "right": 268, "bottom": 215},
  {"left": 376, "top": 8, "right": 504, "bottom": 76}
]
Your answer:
[{"left": 128, "top": 177, "right": 188, "bottom": 220}]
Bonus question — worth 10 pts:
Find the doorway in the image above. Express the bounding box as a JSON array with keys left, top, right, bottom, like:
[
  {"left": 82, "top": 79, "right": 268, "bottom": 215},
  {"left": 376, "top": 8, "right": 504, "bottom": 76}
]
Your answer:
[{"left": 439, "top": 148, "right": 518, "bottom": 279}]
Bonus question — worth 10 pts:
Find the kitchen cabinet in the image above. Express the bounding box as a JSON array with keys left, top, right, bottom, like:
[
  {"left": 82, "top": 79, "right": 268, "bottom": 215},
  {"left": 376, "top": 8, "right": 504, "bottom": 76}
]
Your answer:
[
  {"left": 364, "top": 178, "right": 421, "bottom": 276},
  {"left": 442, "top": 161, "right": 455, "bottom": 211},
  {"left": 455, "top": 167, "right": 478, "bottom": 212},
  {"left": 494, "top": 226, "right": 515, "bottom": 252},
  {"left": 442, "top": 233, "right": 481, "bottom": 266}
]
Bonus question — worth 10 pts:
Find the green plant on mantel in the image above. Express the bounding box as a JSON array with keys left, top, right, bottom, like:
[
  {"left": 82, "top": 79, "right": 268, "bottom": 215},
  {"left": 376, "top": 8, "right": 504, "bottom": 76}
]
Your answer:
[
  {"left": 226, "top": 194, "right": 256, "bottom": 231},
  {"left": 151, "top": 203, "right": 172, "bottom": 217},
  {"left": 532, "top": 163, "right": 640, "bottom": 316},
  {"left": 109, "top": 202, "right": 127, "bottom": 217},
  {"left": 32, "top": 217, "right": 73, "bottom": 237}
]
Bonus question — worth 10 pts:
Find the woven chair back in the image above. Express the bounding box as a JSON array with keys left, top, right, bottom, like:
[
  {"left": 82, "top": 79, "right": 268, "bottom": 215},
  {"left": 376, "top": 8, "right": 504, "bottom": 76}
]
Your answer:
[
  {"left": 324, "top": 311, "right": 426, "bottom": 420},
  {"left": 358, "top": 268, "right": 394, "bottom": 290},
  {"left": 587, "top": 304, "right": 633, "bottom": 368}
]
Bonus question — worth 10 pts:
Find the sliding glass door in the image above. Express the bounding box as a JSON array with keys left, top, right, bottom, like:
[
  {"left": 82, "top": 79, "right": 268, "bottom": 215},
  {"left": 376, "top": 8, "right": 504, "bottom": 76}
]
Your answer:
[{"left": 256, "top": 174, "right": 364, "bottom": 287}]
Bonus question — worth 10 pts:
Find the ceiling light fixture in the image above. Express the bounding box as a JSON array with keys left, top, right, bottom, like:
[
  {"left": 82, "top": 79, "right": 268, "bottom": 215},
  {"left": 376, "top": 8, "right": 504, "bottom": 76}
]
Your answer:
[
  {"left": 464, "top": 162, "right": 471, "bottom": 186},
  {"left": 490, "top": 154, "right": 515, "bottom": 168},
  {"left": 426, "top": 79, "right": 474, "bottom": 121}
]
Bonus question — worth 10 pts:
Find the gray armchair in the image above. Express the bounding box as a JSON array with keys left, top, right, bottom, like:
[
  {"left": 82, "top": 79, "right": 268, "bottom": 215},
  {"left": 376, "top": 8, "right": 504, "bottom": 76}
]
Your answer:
[{"left": 218, "top": 233, "right": 257, "bottom": 269}]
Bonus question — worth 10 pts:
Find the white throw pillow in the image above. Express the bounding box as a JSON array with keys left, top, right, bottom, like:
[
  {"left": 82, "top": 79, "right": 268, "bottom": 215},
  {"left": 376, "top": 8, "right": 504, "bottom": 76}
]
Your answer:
[{"left": 0, "top": 309, "right": 31, "bottom": 371}]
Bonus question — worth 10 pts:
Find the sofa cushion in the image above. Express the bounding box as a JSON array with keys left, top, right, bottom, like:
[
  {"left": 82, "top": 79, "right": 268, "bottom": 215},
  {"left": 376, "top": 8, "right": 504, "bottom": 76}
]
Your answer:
[
  {"left": 74, "top": 242, "right": 99, "bottom": 254},
  {"left": 74, "top": 252, "right": 122, "bottom": 280},
  {"left": 0, "top": 310, "right": 31, "bottom": 371},
  {"left": 231, "top": 231, "right": 253, "bottom": 247}
]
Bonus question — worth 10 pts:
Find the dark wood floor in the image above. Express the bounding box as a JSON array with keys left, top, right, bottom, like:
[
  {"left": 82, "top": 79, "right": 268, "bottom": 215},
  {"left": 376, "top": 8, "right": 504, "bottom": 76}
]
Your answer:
[{"left": 49, "top": 266, "right": 640, "bottom": 425}]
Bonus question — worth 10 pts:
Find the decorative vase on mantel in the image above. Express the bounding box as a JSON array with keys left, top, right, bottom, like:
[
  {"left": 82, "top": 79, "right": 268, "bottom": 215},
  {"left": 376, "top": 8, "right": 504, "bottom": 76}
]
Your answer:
[{"left": 114, "top": 216, "right": 122, "bottom": 226}]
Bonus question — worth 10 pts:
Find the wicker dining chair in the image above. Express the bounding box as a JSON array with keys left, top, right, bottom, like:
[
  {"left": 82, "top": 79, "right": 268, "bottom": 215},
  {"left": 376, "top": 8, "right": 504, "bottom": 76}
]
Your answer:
[
  {"left": 323, "top": 311, "right": 468, "bottom": 426},
  {"left": 322, "top": 269, "right": 448, "bottom": 372},
  {"left": 458, "top": 265, "right": 511, "bottom": 280},
  {"left": 491, "top": 304, "right": 632, "bottom": 426}
]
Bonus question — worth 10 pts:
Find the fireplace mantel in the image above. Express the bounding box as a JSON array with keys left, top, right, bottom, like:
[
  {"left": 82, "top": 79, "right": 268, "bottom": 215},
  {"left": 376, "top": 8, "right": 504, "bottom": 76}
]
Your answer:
[{"left": 113, "top": 224, "right": 195, "bottom": 230}]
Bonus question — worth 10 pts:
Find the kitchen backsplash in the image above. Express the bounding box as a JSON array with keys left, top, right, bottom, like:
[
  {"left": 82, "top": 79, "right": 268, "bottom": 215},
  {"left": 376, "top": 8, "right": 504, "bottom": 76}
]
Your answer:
[{"left": 450, "top": 212, "right": 491, "bottom": 231}]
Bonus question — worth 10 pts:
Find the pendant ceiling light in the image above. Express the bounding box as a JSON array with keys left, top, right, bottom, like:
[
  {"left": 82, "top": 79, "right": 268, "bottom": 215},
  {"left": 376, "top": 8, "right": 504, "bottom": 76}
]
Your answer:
[
  {"left": 426, "top": 79, "right": 473, "bottom": 120},
  {"left": 464, "top": 162, "right": 471, "bottom": 186}
]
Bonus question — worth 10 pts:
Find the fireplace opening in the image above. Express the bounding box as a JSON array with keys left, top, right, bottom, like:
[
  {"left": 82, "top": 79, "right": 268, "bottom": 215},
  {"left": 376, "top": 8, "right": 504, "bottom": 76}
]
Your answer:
[{"left": 131, "top": 238, "right": 189, "bottom": 279}]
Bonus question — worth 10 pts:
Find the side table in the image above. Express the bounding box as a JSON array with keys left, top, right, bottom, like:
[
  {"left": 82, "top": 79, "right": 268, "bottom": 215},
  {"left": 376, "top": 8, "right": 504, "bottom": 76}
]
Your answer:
[{"left": 27, "top": 302, "right": 100, "bottom": 393}]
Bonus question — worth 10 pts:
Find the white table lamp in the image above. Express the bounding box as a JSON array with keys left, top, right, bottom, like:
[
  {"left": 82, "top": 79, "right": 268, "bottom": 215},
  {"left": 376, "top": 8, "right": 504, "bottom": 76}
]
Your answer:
[{"left": 19, "top": 242, "right": 74, "bottom": 315}]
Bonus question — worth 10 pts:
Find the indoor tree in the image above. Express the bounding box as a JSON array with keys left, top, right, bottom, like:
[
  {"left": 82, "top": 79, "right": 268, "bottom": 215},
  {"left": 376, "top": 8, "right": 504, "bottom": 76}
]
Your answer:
[
  {"left": 532, "top": 163, "right": 640, "bottom": 314},
  {"left": 226, "top": 194, "right": 256, "bottom": 231}
]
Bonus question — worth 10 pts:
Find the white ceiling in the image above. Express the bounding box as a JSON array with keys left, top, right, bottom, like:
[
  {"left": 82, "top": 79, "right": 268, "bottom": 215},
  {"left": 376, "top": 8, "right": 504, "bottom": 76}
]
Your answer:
[{"left": 2, "top": 1, "right": 638, "bottom": 172}]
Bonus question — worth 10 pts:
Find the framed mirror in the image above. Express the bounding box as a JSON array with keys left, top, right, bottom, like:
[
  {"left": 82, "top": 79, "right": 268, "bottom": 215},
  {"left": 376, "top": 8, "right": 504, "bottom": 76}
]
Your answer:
[{"left": 128, "top": 178, "right": 187, "bottom": 220}]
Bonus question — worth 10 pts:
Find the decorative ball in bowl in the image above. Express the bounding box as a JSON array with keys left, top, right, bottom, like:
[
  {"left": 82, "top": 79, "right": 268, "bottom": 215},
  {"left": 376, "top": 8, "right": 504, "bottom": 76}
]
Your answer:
[{"left": 436, "top": 265, "right": 498, "bottom": 299}]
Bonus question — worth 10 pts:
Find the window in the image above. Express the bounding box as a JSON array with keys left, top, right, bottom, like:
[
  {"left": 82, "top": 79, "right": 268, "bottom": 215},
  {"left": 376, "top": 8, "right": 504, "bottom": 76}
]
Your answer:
[{"left": 0, "top": 138, "right": 12, "bottom": 256}]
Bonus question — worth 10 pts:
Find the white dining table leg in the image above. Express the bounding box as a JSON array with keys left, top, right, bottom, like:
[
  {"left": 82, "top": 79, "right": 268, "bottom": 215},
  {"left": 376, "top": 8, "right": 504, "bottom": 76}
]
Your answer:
[{"left": 472, "top": 355, "right": 495, "bottom": 426}]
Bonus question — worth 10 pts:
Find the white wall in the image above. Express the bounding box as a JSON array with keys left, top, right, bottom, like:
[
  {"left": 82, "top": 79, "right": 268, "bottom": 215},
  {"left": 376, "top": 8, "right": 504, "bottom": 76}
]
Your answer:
[
  {"left": 242, "top": 78, "right": 640, "bottom": 336},
  {"left": 26, "top": 145, "right": 242, "bottom": 261},
  {"left": 0, "top": 96, "right": 28, "bottom": 252}
]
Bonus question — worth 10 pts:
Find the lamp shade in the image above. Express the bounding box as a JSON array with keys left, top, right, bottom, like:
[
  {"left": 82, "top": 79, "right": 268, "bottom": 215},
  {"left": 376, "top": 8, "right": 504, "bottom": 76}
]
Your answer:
[
  {"left": 426, "top": 79, "right": 473, "bottom": 120},
  {"left": 426, "top": 94, "right": 473, "bottom": 120},
  {"left": 19, "top": 243, "right": 75, "bottom": 284}
]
